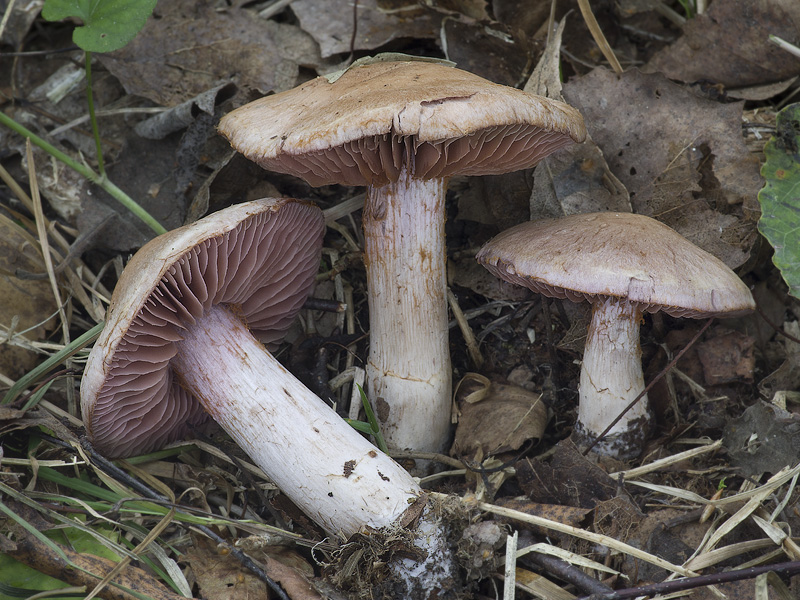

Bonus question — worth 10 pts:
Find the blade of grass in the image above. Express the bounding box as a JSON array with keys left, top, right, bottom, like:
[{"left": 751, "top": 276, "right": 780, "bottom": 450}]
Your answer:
[
  {"left": 2, "top": 321, "right": 103, "bottom": 405},
  {"left": 84, "top": 51, "right": 105, "bottom": 178},
  {"left": 21, "top": 380, "right": 56, "bottom": 411},
  {"left": 0, "top": 481, "right": 140, "bottom": 562},
  {"left": 36, "top": 467, "right": 237, "bottom": 527},
  {"left": 0, "top": 111, "right": 166, "bottom": 235},
  {"left": 82, "top": 504, "right": 177, "bottom": 600},
  {"left": 345, "top": 419, "right": 374, "bottom": 434},
  {"left": 346, "top": 383, "right": 389, "bottom": 453},
  {"left": 26, "top": 139, "right": 76, "bottom": 416},
  {"left": 115, "top": 522, "right": 189, "bottom": 597},
  {"left": 576, "top": 0, "right": 623, "bottom": 74},
  {"left": 0, "top": 499, "right": 72, "bottom": 563}
]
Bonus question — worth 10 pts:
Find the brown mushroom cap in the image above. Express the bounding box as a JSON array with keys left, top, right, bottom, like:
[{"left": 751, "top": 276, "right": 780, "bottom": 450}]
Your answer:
[
  {"left": 81, "top": 199, "right": 325, "bottom": 457},
  {"left": 476, "top": 212, "right": 755, "bottom": 318},
  {"left": 217, "top": 61, "right": 586, "bottom": 187}
]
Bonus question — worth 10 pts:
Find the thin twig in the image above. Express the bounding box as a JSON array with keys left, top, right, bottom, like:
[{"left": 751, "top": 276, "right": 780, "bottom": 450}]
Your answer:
[
  {"left": 755, "top": 301, "right": 800, "bottom": 344},
  {"left": 348, "top": 0, "right": 359, "bottom": 63},
  {"left": 520, "top": 545, "right": 615, "bottom": 596},
  {"left": 579, "top": 560, "right": 800, "bottom": 599}
]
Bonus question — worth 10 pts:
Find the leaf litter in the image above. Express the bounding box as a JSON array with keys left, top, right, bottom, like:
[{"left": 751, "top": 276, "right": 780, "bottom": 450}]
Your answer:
[{"left": 1, "top": 0, "right": 800, "bottom": 598}]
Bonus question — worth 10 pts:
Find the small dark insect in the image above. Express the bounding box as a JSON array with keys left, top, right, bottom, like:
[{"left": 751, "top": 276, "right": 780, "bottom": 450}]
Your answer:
[{"left": 343, "top": 459, "right": 356, "bottom": 478}]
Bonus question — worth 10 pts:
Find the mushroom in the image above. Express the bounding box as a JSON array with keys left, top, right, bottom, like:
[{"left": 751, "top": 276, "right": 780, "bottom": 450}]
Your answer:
[
  {"left": 218, "top": 60, "right": 586, "bottom": 453},
  {"left": 80, "top": 199, "right": 446, "bottom": 563},
  {"left": 476, "top": 212, "right": 755, "bottom": 459}
]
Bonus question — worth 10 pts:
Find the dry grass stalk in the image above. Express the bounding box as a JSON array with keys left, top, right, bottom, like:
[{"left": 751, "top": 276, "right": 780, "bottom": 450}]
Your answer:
[
  {"left": 449, "top": 494, "right": 700, "bottom": 578},
  {"left": 609, "top": 439, "right": 723, "bottom": 481}
]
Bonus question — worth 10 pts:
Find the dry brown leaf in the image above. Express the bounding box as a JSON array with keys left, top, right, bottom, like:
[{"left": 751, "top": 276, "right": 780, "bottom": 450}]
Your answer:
[
  {"left": 492, "top": 0, "right": 551, "bottom": 39},
  {"left": 723, "top": 401, "right": 800, "bottom": 478},
  {"left": 456, "top": 172, "right": 533, "bottom": 230},
  {"left": 562, "top": 67, "right": 761, "bottom": 268},
  {"left": 0, "top": 215, "right": 57, "bottom": 379},
  {"left": 493, "top": 497, "right": 592, "bottom": 539},
  {"left": 613, "top": 506, "right": 697, "bottom": 585},
  {"left": 450, "top": 256, "right": 531, "bottom": 302},
  {"left": 695, "top": 329, "right": 755, "bottom": 386},
  {"left": 260, "top": 554, "right": 321, "bottom": 600},
  {"left": 0, "top": 0, "right": 44, "bottom": 48},
  {"left": 423, "top": 0, "right": 490, "bottom": 21},
  {"left": 99, "top": 1, "right": 321, "bottom": 107},
  {"left": 440, "top": 18, "right": 529, "bottom": 86},
  {"left": 593, "top": 495, "right": 643, "bottom": 546},
  {"left": 183, "top": 537, "right": 320, "bottom": 600},
  {"left": 531, "top": 140, "right": 632, "bottom": 219},
  {"left": 82, "top": 135, "right": 188, "bottom": 250},
  {"left": 527, "top": 17, "right": 632, "bottom": 220},
  {"left": 515, "top": 439, "right": 619, "bottom": 507},
  {"left": 183, "top": 540, "right": 268, "bottom": 600},
  {"left": 19, "top": 140, "right": 89, "bottom": 221},
  {"left": 292, "top": 0, "right": 441, "bottom": 59},
  {"left": 759, "top": 318, "right": 800, "bottom": 402},
  {"left": 451, "top": 382, "right": 547, "bottom": 457},
  {"left": 645, "top": 0, "right": 800, "bottom": 89}
]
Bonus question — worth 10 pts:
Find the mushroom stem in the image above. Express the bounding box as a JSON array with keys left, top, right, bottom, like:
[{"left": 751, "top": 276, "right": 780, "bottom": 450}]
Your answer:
[
  {"left": 363, "top": 167, "right": 451, "bottom": 453},
  {"left": 172, "top": 303, "right": 423, "bottom": 538},
  {"left": 576, "top": 297, "right": 650, "bottom": 458}
]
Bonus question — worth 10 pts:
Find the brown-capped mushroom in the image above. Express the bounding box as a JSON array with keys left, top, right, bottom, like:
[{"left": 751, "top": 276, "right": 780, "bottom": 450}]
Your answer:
[
  {"left": 218, "top": 60, "right": 586, "bottom": 453},
  {"left": 80, "top": 199, "right": 444, "bottom": 554},
  {"left": 477, "top": 212, "right": 755, "bottom": 459}
]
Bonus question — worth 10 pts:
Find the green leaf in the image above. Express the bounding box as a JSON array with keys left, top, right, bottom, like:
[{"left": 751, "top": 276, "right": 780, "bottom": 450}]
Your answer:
[
  {"left": 345, "top": 419, "right": 374, "bottom": 434},
  {"left": 41, "top": 0, "right": 157, "bottom": 53},
  {"left": 757, "top": 102, "right": 800, "bottom": 300}
]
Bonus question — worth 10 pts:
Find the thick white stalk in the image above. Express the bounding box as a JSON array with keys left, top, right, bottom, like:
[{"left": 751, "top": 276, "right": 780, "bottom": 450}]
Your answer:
[
  {"left": 172, "top": 304, "right": 422, "bottom": 538},
  {"left": 576, "top": 298, "right": 650, "bottom": 459},
  {"left": 363, "top": 167, "right": 451, "bottom": 453}
]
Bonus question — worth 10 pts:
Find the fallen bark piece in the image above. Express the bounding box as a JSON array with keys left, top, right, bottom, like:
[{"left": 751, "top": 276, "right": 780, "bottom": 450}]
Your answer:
[{"left": 2, "top": 529, "right": 184, "bottom": 600}]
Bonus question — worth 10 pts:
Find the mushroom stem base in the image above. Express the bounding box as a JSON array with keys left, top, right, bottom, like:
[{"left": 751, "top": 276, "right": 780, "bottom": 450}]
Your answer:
[{"left": 576, "top": 298, "right": 650, "bottom": 459}]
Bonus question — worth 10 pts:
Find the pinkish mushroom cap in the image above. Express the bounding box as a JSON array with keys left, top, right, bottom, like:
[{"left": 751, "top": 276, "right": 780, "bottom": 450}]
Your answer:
[
  {"left": 476, "top": 212, "right": 755, "bottom": 318},
  {"left": 81, "top": 198, "right": 324, "bottom": 457},
  {"left": 217, "top": 60, "right": 587, "bottom": 187}
]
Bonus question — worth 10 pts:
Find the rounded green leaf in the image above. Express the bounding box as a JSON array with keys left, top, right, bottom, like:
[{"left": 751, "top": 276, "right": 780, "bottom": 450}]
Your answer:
[
  {"left": 42, "top": 0, "right": 157, "bottom": 53},
  {"left": 757, "top": 102, "right": 800, "bottom": 299}
]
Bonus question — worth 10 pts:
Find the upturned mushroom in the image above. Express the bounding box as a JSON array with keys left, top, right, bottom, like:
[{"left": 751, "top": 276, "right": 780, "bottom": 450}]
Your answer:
[
  {"left": 476, "top": 212, "right": 755, "bottom": 459},
  {"left": 80, "top": 200, "right": 453, "bottom": 589},
  {"left": 218, "top": 59, "right": 586, "bottom": 453}
]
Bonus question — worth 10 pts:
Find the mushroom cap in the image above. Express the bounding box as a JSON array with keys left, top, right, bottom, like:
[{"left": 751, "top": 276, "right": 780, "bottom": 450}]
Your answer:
[
  {"left": 218, "top": 60, "right": 586, "bottom": 187},
  {"left": 476, "top": 212, "right": 755, "bottom": 318},
  {"left": 81, "top": 198, "right": 325, "bottom": 457}
]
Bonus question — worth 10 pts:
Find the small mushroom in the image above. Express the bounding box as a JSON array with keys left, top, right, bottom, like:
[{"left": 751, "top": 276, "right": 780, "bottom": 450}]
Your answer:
[
  {"left": 476, "top": 212, "right": 755, "bottom": 459},
  {"left": 218, "top": 60, "right": 586, "bottom": 453},
  {"left": 81, "top": 199, "right": 441, "bottom": 551}
]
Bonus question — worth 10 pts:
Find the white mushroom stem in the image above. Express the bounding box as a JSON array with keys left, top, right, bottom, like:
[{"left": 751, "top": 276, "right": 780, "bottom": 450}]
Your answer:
[
  {"left": 577, "top": 297, "right": 651, "bottom": 458},
  {"left": 172, "top": 303, "right": 424, "bottom": 538},
  {"left": 363, "top": 167, "right": 451, "bottom": 453}
]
